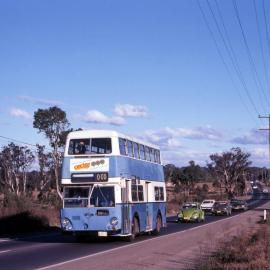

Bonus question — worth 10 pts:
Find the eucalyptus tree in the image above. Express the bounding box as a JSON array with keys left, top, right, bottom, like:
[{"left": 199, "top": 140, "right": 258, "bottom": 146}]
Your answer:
[
  {"left": 33, "top": 106, "right": 72, "bottom": 198},
  {"left": 208, "top": 147, "right": 251, "bottom": 198}
]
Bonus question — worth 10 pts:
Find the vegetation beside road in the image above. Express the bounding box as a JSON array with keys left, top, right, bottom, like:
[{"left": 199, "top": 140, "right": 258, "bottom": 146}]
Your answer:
[
  {"left": 197, "top": 219, "right": 270, "bottom": 270},
  {"left": 0, "top": 105, "right": 269, "bottom": 233}
]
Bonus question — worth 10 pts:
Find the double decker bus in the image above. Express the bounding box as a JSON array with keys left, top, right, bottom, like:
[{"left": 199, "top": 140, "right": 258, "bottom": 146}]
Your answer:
[{"left": 60, "top": 130, "right": 166, "bottom": 240}]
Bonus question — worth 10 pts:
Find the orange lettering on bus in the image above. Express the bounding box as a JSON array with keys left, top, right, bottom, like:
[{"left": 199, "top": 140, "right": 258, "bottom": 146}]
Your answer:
[{"left": 74, "top": 162, "right": 90, "bottom": 170}]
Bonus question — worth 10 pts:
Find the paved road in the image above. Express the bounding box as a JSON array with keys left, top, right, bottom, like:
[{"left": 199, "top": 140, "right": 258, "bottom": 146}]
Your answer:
[{"left": 0, "top": 190, "right": 268, "bottom": 270}]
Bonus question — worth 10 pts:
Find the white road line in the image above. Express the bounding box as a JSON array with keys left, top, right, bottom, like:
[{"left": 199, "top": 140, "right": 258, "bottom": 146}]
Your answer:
[
  {"left": 36, "top": 213, "right": 245, "bottom": 270},
  {"left": 0, "top": 232, "right": 61, "bottom": 244},
  {"left": 0, "top": 249, "right": 12, "bottom": 255},
  {"left": 0, "top": 239, "right": 10, "bottom": 243}
]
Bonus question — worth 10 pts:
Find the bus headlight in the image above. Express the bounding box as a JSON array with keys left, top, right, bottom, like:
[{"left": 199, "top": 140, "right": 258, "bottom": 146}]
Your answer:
[
  {"left": 110, "top": 217, "right": 119, "bottom": 226},
  {"left": 62, "top": 218, "right": 73, "bottom": 230}
]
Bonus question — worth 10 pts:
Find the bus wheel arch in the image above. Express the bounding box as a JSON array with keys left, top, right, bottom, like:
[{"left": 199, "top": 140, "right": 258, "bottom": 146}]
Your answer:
[
  {"left": 133, "top": 213, "right": 140, "bottom": 234},
  {"left": 126, "top": 214, "right": 140, "bottom": 242},
  {"left": 152, "top": 211, "right": 162, "bottom": 236}
]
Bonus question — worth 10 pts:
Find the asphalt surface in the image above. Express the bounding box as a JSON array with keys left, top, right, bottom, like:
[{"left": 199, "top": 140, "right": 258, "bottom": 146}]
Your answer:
[{"left": 0, "top": 188, "right": 269, "bottom": 270}]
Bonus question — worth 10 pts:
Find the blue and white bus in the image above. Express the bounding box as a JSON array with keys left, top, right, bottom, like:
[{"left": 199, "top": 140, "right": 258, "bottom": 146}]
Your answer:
[{"left": 60, "top": 130, "right": 166, "bottom": 240}]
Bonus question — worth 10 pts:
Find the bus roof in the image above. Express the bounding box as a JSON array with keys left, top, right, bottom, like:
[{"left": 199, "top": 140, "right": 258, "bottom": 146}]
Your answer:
[{"left": 67, "top": 130, "right": 160, "bottom": 150}]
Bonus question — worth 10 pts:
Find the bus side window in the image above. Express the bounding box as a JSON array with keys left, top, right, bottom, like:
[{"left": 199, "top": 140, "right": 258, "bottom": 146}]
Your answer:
[
  {"left": 159, "top": 187, "right": 164, "bottom": 200},
  {"left": 150, "top": 148, "right": 155, "bottom": 162},
  {"left": 154, "top": 187, "right": 159, "bottom": 201},
  {"left": 134, "top": 142, "right": 139, "bottom": 159},
  {"left": 119, "top": 138, "right": 127, "bottom": 155},
  {"left": 138, "top": 185, "right": 144, "bottom": 201},
  {"left": 140, "top": 145, "right": 146, "bottom": 160},
  {"left": 132, "top": 184, "right": 144, "bottom": 202},
  {"left": 127, "top": 140, "right": 134, "bottom": 157},
  {"left": 131, "top": 184, "right": 138, "bottom": 201},
  {"left": 145, "top": 146, "right": 151, "bottom": 161},
  {"left": 154, "top": 187, "right": 164, "bottom": 201},
  {"left": 154, "top": 149, "right": 158, "bottom": 163},
  {"left": 156, "top": 150, "right": 161, "bottom": 164}
]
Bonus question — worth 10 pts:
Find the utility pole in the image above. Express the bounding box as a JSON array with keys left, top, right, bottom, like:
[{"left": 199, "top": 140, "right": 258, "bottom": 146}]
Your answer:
[{"left": 259, "top": 115, "right": 270, "bottom": 158}]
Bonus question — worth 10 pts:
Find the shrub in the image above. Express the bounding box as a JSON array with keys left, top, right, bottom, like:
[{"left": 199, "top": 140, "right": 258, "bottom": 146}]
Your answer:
[{"left": 0, "top": 211, "right": 49, "bottom": 236}]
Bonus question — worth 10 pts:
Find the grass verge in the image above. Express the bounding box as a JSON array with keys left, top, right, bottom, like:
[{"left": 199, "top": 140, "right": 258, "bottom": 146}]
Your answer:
[{"left": 196, "top": 219, "right": 270, "bottom": 270}]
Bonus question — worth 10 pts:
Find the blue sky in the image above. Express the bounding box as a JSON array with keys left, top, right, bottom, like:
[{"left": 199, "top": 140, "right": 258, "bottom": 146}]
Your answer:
[{"left": 1, "top": 0, "right": 270, "bottom": 167}]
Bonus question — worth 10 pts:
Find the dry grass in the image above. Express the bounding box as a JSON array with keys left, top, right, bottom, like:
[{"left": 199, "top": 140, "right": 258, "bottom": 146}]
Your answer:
[
  {"left": 197, "top": 220, "right": 270, "bottom": 270},
  {"left": 0, "top": 193, "right": 60, "bottom": 235}
]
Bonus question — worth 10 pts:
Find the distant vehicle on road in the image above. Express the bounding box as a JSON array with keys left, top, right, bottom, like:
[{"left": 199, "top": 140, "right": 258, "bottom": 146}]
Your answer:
[
  {"left": 231, "top": 199, "right": 248, "bottom": 211},
  {"left": 212, "top": 201, "right": 232, "bottom": 216},
  {"left": 263, "top": 188, "right": 269, "bottom": 193},
  {"left": 252, "top": 185, "right": 258, "bottom": 189},
  {"left": 201, "top": 199, "right": 215, "bottom": 213},
  {"left": 60, "top": 130, "right": 166, "bottom": 241},
  {"left": 177, "top": 202, "right": 205, "bottom": 223}
]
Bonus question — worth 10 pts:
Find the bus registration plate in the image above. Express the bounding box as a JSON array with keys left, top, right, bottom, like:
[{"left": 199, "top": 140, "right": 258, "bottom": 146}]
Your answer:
[{"left": 98, "top": 231, "right": 108, "bottom": 237}]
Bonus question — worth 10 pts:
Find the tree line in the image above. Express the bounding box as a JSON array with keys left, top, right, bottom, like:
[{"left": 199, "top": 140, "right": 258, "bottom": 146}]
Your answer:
[
  {"left": 0, "top": 106, "right": 268, "bottom": 202},
  {"left": 165, "top": 147, "right": 268, "bottom": 199}
]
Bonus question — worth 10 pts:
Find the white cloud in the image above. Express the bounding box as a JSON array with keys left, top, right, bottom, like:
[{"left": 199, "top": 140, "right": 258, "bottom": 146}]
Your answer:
[
  {"left": 83, "top": 110, "right": 125, "bottom": 126},
  {"left": 114, "top": 104, "right": 149, "bottom": 118},
  {"left": 18, "top": 95, "right": 63, "bottom": 106},
  {"left": 142, "top": 126, "right": 223, "bottom": 151},
  {"left": 231, "top": 129, "right": 268, "bottom": 145},
  {"left": 162, "top": 149, "right": 211, "bottom": 167},
  {"left": 10, "top": 108, "right": 32, "bottom": 120},
  {"left": 248, "top": 147, "right": 269, "bottom": 167}
]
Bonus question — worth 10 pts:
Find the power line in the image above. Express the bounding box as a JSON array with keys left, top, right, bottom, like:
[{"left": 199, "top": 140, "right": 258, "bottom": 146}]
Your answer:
[
  {"left": 233, "top": 0, "right": 270, "bottom": 110},
  {"left": 263, "top": 0, "right": 270, "bottom": 62},
  {"left": 196, "top": 0, "right": 260, "bottom": 125},
  {"left": 0, "top": 135, "right": 51, "bottom": 154},
  {"left": 213, "top": 0, "right": 260, "bottom": 114},
  {"left": 253, "top": 0, "right": 270, "bottom": 101},
  {"left": 206, "top": 0, "right": 262, "bottom": 122}
]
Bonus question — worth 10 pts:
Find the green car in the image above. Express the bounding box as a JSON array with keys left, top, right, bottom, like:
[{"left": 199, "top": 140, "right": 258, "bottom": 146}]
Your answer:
[{"left": 177, "top": 202, "right": 205, "bottom": 223}]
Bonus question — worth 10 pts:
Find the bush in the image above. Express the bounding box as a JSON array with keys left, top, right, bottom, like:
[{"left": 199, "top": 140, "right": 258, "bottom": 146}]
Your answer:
[{"left": 0, "top": 211, "right": 49, "bottom": 236}]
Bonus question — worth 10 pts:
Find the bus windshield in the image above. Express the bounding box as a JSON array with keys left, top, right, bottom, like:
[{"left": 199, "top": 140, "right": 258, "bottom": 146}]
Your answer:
[
  {"left": 64, "top": 186, "right": 115, "bottom": 208},
  {"left": 68, "top": 138, "right": 112, "bottom": 155}
]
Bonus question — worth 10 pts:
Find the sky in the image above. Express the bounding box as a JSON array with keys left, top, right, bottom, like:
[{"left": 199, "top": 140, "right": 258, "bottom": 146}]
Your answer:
[{"left": 1, "top": 0, "right": 270, "bottom": 167}]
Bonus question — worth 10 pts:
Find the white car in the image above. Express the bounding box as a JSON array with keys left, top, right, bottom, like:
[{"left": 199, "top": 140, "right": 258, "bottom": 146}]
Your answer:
[{"left": 201, "top": 199, "right": 215, "bottom": 213}]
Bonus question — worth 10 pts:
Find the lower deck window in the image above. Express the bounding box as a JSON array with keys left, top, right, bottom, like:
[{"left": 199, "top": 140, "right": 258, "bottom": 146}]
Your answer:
[
  {"left": 64, "top": 186, "right": 115, "bottom": 208},
  {"left": 131, "top": 184, "right": 144, "bottom": 202},
  {"left": 64, "top": 187, "right": 89, "bottom": 208},
  {"left": 154, "top": 186, "right": 164, "bottom": 201},
  {"left": 90, "top": 186, "right": 115, "bottom": 207}
]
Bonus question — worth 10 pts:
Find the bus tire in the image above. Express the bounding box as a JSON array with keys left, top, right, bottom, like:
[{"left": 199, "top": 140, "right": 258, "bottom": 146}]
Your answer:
[
  {"left": 126, "top": 217, "right": 139, "bottom": 242},
  {"left": 152, "top": 214, "right": 162, "bottom": 236}
]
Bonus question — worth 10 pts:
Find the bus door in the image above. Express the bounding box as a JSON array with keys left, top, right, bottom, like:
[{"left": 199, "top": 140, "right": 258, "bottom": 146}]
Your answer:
[
  {"left": 146, "top": 182, "right": 152, "bottom": 231},
  {"left": 121, "top": 180, "right": 131, "bottom": 234}
]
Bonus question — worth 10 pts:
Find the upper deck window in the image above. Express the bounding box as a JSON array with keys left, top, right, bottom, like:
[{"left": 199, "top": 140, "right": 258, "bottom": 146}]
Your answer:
[
  {"left": 145, "top": 146, "right": 151, "bottom": 161},
  {"left": 127, "top": 140, "right": 134, "bottom": 157},
  {"left": 150, "top": 148, "right": 155, "bottom": 162},
  {"left": 91, "top": 138, "right": 111, "bottom": 154},
  {"left": 68, "top": 138, "right": 112, "bottom": 155},
  {"left": 119, "top": 138, "right": 127, "bottom": 155},
  {"left": 140, "top": 145, "right": 146, "bottom": 160},
  {"left": 134, "top": 142, "right": 140, "bottom": 159},
  {"left": 155, "top": 150, "right": 161, "bottom": 164}
]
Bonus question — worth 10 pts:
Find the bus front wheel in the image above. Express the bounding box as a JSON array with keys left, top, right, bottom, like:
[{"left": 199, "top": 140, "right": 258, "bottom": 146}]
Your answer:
[
  {"left": 127, "top": 217, "right": 139, "bottom": 242},
  {"left": 152, "top": 214, "right": 162, "bottom": 236}
]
